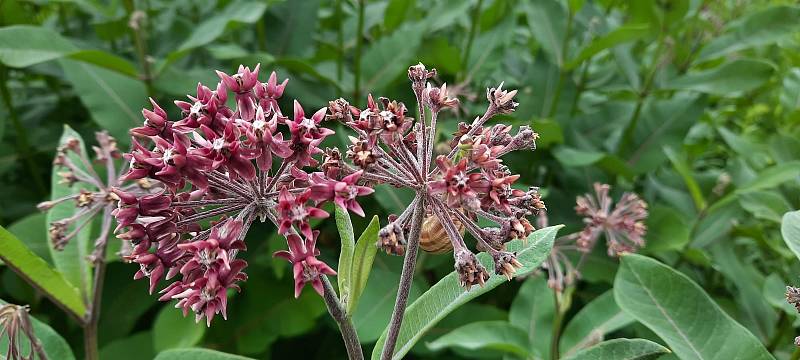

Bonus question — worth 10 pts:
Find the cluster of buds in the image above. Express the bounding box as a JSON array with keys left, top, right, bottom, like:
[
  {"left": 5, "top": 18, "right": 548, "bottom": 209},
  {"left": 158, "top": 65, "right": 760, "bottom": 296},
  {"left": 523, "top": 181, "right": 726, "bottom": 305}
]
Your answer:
[
  {"left": 114, "top": 65, "right": 372, "bottom": 325},
  {"left": 0, "top": 303, "right": 46, "bottom": 360},
  {"left": 325, "top": 63, "right": 544, "bottom": 289},
  {"left": 786, "top": 286, "right": 800, "bottom": 346},
  {"left": 574, "top": 183, "right": 648, "bottom": 256},
  {"left": 38, "top": 131, "right": 138, "bottom": 262}
]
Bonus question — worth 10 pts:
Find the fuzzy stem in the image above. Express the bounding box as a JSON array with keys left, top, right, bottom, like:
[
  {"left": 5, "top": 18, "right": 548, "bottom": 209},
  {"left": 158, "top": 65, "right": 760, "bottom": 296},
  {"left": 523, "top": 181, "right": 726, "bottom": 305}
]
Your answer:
[
  {"left": 321, "top": 276, "right": 364, "bottom": 360},
  {"left": 380, "top": 197, "right": 425, "bottom": 360}
]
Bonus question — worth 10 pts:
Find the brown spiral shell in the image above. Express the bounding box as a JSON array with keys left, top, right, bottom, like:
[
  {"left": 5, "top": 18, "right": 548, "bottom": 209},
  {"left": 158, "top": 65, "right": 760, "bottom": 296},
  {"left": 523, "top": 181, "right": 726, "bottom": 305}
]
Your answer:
[{"left": 420, "top": 213, "right": 465, "bottom": 254}]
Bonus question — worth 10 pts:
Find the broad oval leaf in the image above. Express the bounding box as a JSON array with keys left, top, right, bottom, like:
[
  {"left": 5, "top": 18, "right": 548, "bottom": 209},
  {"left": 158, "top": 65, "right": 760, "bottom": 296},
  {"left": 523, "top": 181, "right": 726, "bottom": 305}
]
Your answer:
[
  {"left": 153, "top": 305, "right": 207, "bottom": 351},
  {"left": 154, "top": 348, "right": 254, "bottom": 360},
  {"left": 46, "top": 125, "right": 93, "bottom": 299},
  {"left": 508, "top": 276, "right": 554, "bottom": 359},
  {"left": 781, "top": 210, "right": 800, "bottom": 262},
  {"left": 0, "top": 25, "right": 76, "bottom": 67},
  {"left": 559, "top": 291, "right": 634, "bottom": 357},
  {"left": 371, "top": 225, "right": 560, "bottom": 360},
  {"left": 426, "top": 320, "right": 530, "bottom": 357},
  {"left": 614, "top": 254, "right": 772, "bottom": 360},
  {"left": 561, "top": 338, "right": 669, "bottom": 360},
  {"left": 0, "top": 227, "right": 86, "bottom": 319}
]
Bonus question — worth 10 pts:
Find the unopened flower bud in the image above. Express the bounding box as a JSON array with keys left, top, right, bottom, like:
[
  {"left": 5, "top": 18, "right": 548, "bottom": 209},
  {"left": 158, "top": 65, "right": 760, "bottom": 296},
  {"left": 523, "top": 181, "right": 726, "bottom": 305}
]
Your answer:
[
  {"left": 454, "top": 249, "right": 489, "bottom": 289},
  {"left": 377, "top": 222, "right": 406, "bottom": 256},
  {"left": 487, "top": 82, "right": 518, "bottom": 114},
  {"left": 408, "top": 63, "right": 436, "bottom": 83},
  {"left": 493, "top": 251, "right": 522, "bottom": 281}
]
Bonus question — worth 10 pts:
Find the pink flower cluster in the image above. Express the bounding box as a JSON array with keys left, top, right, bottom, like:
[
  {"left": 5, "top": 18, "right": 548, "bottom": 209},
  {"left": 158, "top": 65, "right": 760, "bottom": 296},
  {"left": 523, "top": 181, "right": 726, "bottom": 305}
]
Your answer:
[
  {"left": 574, "top": 183, "right": 648, "bottom": 256},
  {"left": 324, "top": 63, "right": 546, "bottom": 288},
  {"left": 113, "top": 65, "right": 372, "bottom": 325}
]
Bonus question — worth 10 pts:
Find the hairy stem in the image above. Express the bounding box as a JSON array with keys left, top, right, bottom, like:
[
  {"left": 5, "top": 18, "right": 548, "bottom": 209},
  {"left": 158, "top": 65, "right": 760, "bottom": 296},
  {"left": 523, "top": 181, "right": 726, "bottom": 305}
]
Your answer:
[
  {"left": 321, "top": 276, "right": 364, "bottom": 360},
  {"left": 380, "top": 197, "right": 425, "bottom": 360}
]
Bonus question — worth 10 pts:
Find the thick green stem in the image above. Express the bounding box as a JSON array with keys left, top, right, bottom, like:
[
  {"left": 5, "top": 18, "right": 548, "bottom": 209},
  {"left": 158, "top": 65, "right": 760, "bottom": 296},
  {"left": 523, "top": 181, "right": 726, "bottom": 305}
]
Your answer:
[
  {"left": 550, "top": 290, "right": 564, "bottom": 360},
  {"left": 321, "top": 276, "right": 364, "bottom": 360},
  {"left": 0, "top": 66, "right": 46, "bottom": 195}
]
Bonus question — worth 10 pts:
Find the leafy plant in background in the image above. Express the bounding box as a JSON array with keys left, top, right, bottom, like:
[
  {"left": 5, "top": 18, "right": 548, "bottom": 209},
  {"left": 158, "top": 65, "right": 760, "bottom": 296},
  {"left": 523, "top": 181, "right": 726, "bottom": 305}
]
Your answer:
[{"left": 2, "top": 0, "right": 800, "bottom": 359}]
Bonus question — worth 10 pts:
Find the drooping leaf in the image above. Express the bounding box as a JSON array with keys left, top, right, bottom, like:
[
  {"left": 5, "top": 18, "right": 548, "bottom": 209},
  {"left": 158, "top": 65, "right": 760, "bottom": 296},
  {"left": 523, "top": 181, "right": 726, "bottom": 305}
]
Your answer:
[
  {"left": 560, "top": 291, "right": 635, "bottom": 357},
  {"left": 666, "top": 59, "right": 775, "bottom": 95},
  {"left": 45, "top": 125, "right": 93, "bottom": 302},
  {"left": 154, "top": 348, "right": 254, "bottom": 360},
  {"left": 335, "top": 206, "right": 356, "bottom": 306},
  {"left": 153, "top": 305, "right": 207, "bottom": 351},
  {"left": 427, "top": 320, "right": 530, "bottom": 357},
  {"left": 508, "top": 276, "right": 554, "bottom": 359},
  {"left": 346, "top": 215, "right": 380, "bottom": 315},
  {"left": 0, "top": 25, "right": 76, "bottom": 67},
  {"left": 0, "top": 227, "right": 86, "bottom": 320},
  {"left": 0, "top": 298, "right": 76, "bottom": 360},
  {"left": 561, "top": 338, "right": 669, "bottom": 360},
  {"left": 614, "top": 254, "right": 772, "bottom": 360},
  {"left": 371, "top": 225, "right": 560, "bottom": 360},
  {"left": 567, "top": 24, "right": 650, "bottom": 69},
  {"left": 698, "top": 5, "right": 800, "bottom": 60},
  {"left": 58, "top": 60, "right": 147, "bottom": 144},
  {"left": 781, "top": 210, "right": 800, "bottom": 262}
]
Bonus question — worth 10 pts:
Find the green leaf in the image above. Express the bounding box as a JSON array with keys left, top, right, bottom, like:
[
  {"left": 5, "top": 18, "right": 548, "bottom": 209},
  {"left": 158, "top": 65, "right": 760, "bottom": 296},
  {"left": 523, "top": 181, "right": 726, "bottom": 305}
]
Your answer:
[
  {"left": 427, "top": 320, "right": 530, "bottom": 357},
  {"left": 525, "top": 0, "right": 568, "bottom": 66},
  {"left": 781, "top": 210, "right": 800, "bottom": 262},
  {"left": 0, "top": 298, "right": 76, "bottom": 360},
  {"left": 154, "top": 348, "right": 254, "bottom": 360},
  {"left": 335, "top": 206, "right": 355, "bottom": 306},
  {"left": 100, "top": 331, "right": 154, "bottom": 360},
  {"left": 736, "top": 161, "right": 800, "bottom": 193},
  {"left": 566, "top": 24, "right": 650, "bottom": 69},
  {"left": 738, "top": 191, "right": 790, "bottom": 223},
  {"left": 663, "top": 146, "right": 705, "bottom": 211},
  {"left": 561, "top": 338, "right": 669, "bottom": 360},
  {"left": 666, "top": 59, "right": 775, "bottom": 95},
  {"left": 59, "top": 60, "right": 147, "bottom": 144},
  {"left": 179, "top": 1, "right": 267, "bottom": 50},
  {"left": 781, "top": 68, "right": 800, "bottom": 111},
  {"left": 643, "top": 206, "right": 691, "bottom": 253},
  {"left": 0, "top": 227, "right": 86, "bottom": 319},
  {"left": 614, "top": 254, "right": 772, "bottom": 360},
  {"left": 45, "top": 125, "right": 93, "bottom": 301},
  {"left": 698, "top": 5, "right": 800, "bottom": 60},
  {"left": 508, "top": 276, "right": 554, "bottom": 359},
  {"left": 353, "top": 267, "right": 423, "bottom": 344},
  {"left": 8, "top": 213, "right": 53, "bottom": 264},
  {"left": 0, "top": 25, "right": 76, "bottom": 67},
  {"left": 67, "top": 50, "right": 139, "bottom": 78},
  {"left": 371, "top": 225, "right": 560, "bottom": 360},
  {"left": 153, "top": 305, "right": 207, "bottom": 352},
  {"left": 360, "top": 25, "right": 425, "bottom": 92},
  {"left": 346, "top": 215, "right": 380, "bottom": 315},
  {"left": 560, "top": 291, "right": 635, "bottom": 357}
]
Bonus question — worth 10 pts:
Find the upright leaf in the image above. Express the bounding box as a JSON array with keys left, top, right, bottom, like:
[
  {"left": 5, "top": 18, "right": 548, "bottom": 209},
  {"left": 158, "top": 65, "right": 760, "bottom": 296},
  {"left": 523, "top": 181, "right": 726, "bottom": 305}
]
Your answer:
[
  {"left": 346, "top": 215, "right": 380, "bottom": 315},
  {"left": 427, "top": 320, "right": 530, "bottom": 357},
  {"left": 153, "top": 305, "right": 207, "bottom": 351},
  {"left": 561, "top": 338, "right": 669, "bottom": 360},
  {"left": 614, "top": 254, "right": 772, "bottom": 360},
  {"left": 335, "top": 206, "right": 355, "bottom": 306},
  {"left": 525, "top": 0, "right": 568, "bottom": 66},
  {"left": 371, "top": 225, "right": 560, "bottom": 360},
  {"left": 560, "top": 291, "right": 634, "bottom": 356},
  {"left": 0, "top": 227, "right": 86, "bottom": 320},
  {"left": 698, "top": 5, "right": 800, "bottom": 60},
  {"left": 360, "top": 25, "right": 424, "bottom": 92},
  {"left": 45, "top": 125, "right": 93, "bottom": 300}
]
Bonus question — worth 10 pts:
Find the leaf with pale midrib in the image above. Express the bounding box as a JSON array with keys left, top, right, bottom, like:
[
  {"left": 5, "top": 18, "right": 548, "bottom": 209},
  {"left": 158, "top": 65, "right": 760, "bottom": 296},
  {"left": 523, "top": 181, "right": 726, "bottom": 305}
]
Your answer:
[
  {"left": 561, "top": 338, "right": 669, "bottom": 360},
  {"left": 614, "top": 254, "right": 772, "bottom": 360}
]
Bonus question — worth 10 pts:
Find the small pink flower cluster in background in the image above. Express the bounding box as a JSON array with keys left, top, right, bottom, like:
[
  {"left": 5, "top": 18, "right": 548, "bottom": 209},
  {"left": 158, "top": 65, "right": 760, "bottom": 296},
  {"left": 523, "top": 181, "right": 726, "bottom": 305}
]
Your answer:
[
  {"left": 113, "top": 65, "right": 372, "bottom": 325},
  {"left": 574, "top": 183, "right": 648, "bottom": 256}
]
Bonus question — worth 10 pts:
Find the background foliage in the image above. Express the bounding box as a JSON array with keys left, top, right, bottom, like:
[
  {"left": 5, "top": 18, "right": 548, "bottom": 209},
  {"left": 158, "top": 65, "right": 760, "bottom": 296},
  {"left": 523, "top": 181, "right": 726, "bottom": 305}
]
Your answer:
[{"left": 1, "top": 0, "right": 800, "bottom": 359}]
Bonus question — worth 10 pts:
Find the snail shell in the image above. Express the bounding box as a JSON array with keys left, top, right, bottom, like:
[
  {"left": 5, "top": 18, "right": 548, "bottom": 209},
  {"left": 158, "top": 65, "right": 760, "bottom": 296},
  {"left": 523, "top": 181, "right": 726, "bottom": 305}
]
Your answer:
[{"left": 420, "top": 213, "right": 466, "bottom": 254}]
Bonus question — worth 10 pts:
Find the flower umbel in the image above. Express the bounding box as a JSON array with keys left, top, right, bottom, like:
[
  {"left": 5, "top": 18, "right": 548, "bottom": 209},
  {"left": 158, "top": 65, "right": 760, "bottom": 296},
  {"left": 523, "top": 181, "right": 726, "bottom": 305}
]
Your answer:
[
  {"left": 326, "top": 63, "right": 544, "bottom": 289},
  {"left": 114, "top": 65, "right": 370, "bottom": 325},
  {"left": 574, "top": 183, "right": 648, "bottom": 256}
]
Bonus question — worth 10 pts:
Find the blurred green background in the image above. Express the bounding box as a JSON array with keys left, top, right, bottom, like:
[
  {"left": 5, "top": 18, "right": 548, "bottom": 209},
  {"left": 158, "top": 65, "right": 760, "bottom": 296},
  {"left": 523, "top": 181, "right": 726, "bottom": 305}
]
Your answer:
[{"left": 2, "top": 0, "right": 800, "bottom": 359}]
